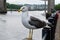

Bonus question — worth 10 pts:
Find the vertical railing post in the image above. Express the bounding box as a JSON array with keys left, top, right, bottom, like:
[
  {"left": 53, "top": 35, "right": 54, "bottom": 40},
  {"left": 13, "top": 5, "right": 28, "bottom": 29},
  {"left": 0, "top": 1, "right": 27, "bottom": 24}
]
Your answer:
[
  {"left": 48, "top": 0, "right": 55, "bottom": 14},
  {"left": 0, "top": 0, "right": 7, "bottom": 14}
]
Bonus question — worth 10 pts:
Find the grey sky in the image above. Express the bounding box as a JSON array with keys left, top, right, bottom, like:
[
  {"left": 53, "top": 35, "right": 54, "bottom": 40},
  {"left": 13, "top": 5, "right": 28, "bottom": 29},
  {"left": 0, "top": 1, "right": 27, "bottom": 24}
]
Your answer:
[{"left": 6, "top": 0, "right": 60, "bottom": 4}]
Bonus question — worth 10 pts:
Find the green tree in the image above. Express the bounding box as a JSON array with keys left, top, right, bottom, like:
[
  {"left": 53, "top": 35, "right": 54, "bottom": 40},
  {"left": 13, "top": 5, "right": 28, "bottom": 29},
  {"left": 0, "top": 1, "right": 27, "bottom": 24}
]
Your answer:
[
  {"left": 55, "top": 4, "right": 60, "bottom": 10},
  {"left": 6, "top": 3, "right": 23, "bottom": 10}
]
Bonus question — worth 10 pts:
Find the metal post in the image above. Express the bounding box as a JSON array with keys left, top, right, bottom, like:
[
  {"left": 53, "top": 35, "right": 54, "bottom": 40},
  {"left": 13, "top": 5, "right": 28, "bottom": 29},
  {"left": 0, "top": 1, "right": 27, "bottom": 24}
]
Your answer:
[
  {"left": 48, "top": 0, "right": 55, "bottom": 14},
  {"left": 0, "top": 0, "right": 7, "bottom": 14},
  {"left": 4, "top": 0, "right": 7, "bottom": 13},
  {"left": 45, "top": 1, "right": 46, "bottom": 14},
  {"left": 41, "top": 0, "right": 47, "bottom": 17}
]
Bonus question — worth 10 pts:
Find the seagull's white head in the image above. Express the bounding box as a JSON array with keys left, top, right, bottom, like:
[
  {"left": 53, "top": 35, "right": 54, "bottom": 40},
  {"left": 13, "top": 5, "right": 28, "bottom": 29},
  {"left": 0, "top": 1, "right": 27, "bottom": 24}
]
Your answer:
[{"left": 18, "top": 6, "right": 29, "bottom": 12}]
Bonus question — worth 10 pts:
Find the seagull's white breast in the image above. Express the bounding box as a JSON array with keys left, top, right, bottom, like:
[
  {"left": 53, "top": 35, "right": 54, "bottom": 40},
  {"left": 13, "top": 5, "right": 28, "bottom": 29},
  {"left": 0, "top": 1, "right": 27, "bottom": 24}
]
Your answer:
[{"left": 21, "top": 12, "right": 36, "bottom": 29}]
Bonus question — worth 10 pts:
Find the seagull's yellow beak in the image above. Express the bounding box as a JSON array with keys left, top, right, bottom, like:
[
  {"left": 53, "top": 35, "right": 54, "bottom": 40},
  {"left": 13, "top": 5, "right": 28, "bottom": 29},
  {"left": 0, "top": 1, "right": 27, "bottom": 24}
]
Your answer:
[{"left": 18, "top": 8, "right": 22, "bottom": 12}]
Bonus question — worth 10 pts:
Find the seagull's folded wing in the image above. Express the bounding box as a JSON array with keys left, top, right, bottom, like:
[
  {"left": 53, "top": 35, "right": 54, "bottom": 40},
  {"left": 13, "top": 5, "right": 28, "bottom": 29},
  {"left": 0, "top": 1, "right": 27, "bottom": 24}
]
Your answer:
[{"left": 29, "top": 16, "right": 46, "bottom": 28}]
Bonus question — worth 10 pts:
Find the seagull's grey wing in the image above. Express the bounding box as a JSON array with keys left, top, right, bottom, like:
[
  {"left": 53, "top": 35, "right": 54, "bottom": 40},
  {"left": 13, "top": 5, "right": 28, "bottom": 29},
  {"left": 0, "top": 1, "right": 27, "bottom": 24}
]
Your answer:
[{"left": 29, "top": 16, "right": 46, "bottom": 28}]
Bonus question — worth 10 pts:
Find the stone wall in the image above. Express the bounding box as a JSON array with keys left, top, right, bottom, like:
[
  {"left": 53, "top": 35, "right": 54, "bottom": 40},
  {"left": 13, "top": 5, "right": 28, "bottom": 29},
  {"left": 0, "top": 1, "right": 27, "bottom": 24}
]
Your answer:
[{"left": 55, "top": 14, "right": 60, "bottom": 40}]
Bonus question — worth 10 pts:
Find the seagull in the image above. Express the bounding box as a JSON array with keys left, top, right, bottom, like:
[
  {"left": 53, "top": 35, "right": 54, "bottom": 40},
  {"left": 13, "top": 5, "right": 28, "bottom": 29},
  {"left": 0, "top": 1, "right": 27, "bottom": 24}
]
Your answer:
[{"left": 18, "top": 6, "right": 51, "bottom": 39}]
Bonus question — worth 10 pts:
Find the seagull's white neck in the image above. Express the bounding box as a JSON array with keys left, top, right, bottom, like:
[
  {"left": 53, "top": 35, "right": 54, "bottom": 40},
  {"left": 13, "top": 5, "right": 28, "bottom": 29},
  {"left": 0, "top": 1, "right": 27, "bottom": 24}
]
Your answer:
[{"left": 22, "top": 11, "right": 29, "bottom": 19}]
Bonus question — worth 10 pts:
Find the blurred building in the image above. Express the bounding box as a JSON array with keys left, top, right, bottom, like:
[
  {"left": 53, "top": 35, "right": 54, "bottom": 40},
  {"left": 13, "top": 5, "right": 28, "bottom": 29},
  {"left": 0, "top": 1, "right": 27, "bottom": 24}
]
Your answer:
[{"left": 24, "top": 4, "right": 48, "bottom": 11}]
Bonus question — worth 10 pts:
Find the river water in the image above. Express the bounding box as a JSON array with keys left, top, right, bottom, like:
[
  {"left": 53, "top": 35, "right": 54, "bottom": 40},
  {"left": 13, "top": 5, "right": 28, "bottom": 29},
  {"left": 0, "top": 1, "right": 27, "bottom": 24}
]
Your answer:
[{"left": 0, "top": 11, "right": 46, "bottom": 40}]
